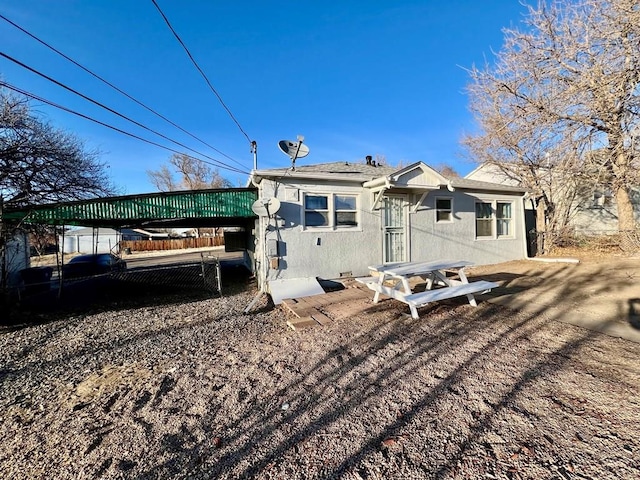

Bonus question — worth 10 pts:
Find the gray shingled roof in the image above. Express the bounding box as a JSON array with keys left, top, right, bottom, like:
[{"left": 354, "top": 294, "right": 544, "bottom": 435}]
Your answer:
[
  {"left": 254, "top": 161, "right": 396, "bottom": 180},
  {"left": 254, "top": 161, "right": 527, "bottom": 194},
  {"left": 450, "top": 177, "right": 528, "bottom": 193}
]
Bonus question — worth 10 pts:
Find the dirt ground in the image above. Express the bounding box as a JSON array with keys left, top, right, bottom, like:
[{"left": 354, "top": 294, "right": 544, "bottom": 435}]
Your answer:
[
  {"left": 468, "top": 251, "right": 640, "bottom": 343},
  {"left": 0, "top": 252, "right": 639, "bottom": 479}
]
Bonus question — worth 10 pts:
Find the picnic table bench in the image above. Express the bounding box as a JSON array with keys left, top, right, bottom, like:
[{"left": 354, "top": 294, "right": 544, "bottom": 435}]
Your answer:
[{"left": 356, "top": 260, "right": 497, "bottom": 319}]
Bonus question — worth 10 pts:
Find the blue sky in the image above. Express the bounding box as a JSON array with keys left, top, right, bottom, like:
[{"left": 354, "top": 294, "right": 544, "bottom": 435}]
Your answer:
[{"left": 0, "top": 1, "right": 531, "bottom": 194}]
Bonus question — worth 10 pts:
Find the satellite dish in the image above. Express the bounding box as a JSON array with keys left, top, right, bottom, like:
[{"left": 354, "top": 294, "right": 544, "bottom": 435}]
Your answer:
[
  {"left": 251, "top": 197, "right": 281, "bottom": 217},
  {"left": 278, "top": 140, "right": 309, "bottom": 159}
]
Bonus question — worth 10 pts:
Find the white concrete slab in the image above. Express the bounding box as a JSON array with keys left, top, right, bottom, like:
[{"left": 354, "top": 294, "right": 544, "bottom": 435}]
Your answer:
[{"left": 268, "top": 277, "right": 325, "bottom": 305}]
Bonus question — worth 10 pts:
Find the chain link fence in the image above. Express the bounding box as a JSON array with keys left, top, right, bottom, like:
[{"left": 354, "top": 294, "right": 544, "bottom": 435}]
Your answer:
[
  {"left": 7, "top": 253, "right": 227, "bottom": 312},
  {"left": 529, "top": 229, "right": 640, "bottom": 256}
]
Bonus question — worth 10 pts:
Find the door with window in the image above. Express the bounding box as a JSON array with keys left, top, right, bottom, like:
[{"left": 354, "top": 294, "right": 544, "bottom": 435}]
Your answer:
[{"left": 382, "top": 195, "right": 407, "bottom": 263}]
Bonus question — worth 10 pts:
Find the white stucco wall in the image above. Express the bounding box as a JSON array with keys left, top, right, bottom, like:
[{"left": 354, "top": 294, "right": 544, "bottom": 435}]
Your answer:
[
  {"left": 256, "top": 178, "right": 383, "bottom": 284},
  {"left": 409, "top": 189, "right": 526, "bottom": 266},
  {"left": 255, "top": 177, "right": 527, "bottom": 285}
]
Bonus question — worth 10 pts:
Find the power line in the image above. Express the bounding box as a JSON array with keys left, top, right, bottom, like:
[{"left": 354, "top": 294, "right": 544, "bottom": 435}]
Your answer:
[
  {"left": 0, "top": 81, "right": 250, "bottom": 176},
  {"left": 150, "top": 0, "right": 253, "bottom": 145},
  {"left": 0, "top": 51, "right": 247, "bottom": 175},
  {"left": 0, "top": 12, "right": 247, "bottom": 170}
]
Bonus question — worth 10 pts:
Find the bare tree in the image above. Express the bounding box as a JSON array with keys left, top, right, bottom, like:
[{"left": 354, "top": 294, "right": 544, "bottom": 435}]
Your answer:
[
  {"left": 147, "top": 153, "right": 232, "bottom": 192},
  {"left": 433, "top": 163, "right": 460, "bottom": 178},
  {"left": 147, "top": 165, "right": 178, "bottom": 192},
  {"left": 1, "top": 89, "right": 116, "bottom": 290},
  {"left": 1, "top": 90, "right": 115, "bottom": 207},
  {"left": 147, "top": 154, "right": 232, "bottom": 238},
  {"left": 464, "top": 0, "right": 640, "bottom": 238}
]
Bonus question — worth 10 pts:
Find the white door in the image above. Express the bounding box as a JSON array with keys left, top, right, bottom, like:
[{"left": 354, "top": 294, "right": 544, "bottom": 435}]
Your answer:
[{"left": 382, "top": 195, "right": 407, "bottom": 263}]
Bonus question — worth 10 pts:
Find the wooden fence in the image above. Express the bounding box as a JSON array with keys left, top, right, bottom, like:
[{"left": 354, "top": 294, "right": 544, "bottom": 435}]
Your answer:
[{"left": 120, "top": 237, "right": 224, "bottom": 252}]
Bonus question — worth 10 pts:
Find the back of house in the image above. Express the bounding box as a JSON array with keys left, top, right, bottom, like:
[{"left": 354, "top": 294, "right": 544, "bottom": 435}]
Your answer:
[{"left": 249, "top": 158, "right": 528, "bottom": 292}]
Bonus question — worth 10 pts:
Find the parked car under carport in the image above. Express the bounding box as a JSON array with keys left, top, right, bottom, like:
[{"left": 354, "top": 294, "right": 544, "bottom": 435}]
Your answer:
[{"left": 63, "top": 253, "right": 127, "bottom": 279}]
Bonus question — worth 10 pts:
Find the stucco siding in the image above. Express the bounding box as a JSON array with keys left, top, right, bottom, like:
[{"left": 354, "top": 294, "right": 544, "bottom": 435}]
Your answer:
[
  {"left": 258, "top": 178, "right": 382, "bottom": 281},
  {"left": 408, "top": 190, "right": 526, "bottom": 265},
  {"left": 257, "top": 176, "right": 527, "bottom": 283}
]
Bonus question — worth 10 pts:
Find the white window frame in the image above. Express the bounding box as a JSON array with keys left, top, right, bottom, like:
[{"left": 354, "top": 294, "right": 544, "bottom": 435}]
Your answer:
[
  {"left": 435, "top": 197, "right": 454, "bottom": 223},
  {"left": 475, "top": 200, "right": 515, "bottom": 240},
  {"left": 496, "top": 201, "right": 513, "bottom": 238},
  {"left": 592, "top": 185, "right": 614, "bottom": 208},
  {"left": 334, "top": 194, "right": 358, "bottom": 228},
  {"left": 302, "top": 192, "right": 360, "bottom": 231},
  {"left": 303, "top": 194, "right": 330, "bottom": 228}
]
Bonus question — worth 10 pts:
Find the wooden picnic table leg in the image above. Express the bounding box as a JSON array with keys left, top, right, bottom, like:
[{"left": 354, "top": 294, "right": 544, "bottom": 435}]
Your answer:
[
  {"left": 423, "top": 272, "right": 435, "bottom": 290},
  {"left": 400, "top": 276, "right": 412, "bottom": 295},
  {"left": 373, "top": 274, "right": 384, "bottom": 303},
  {"left": 457, "top": 268, "right": 478, "bottom": 306},
  {"left": 432, "top": 270, "right": 452, "bottom": 287}
]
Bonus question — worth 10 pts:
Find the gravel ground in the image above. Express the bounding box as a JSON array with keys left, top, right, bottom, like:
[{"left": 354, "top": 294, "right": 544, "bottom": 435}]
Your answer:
[{"left": 1, "top": 268, "right": 639, "bottom": 479}]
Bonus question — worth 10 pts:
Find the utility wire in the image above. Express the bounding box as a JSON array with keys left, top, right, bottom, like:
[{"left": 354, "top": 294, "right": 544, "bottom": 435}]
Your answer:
[
  {"left": 0, "top": 81, "right": 249, "bottom": 175},
  {"left": 0, "top": 51, "right": 247, "bottom": 174},
  {"left": 150, "top": 0, "right": 253, "bottom": 145},
  {"left": 0, "top": 12, "right": 247, "bottom": 170}
]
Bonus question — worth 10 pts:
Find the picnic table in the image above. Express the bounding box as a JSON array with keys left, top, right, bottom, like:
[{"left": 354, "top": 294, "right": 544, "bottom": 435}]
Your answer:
[{"left": 356, "top": 259, "right": 498, "bottom": 319}]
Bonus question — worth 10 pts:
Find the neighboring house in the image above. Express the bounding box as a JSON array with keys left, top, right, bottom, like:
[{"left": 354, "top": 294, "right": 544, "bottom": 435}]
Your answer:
[
  {"left": 248, "top": 160, "right": 528, "bottom": 293},
  {"left": 60, "top": 227, "right": 121, "bottom": 254},
  {"left": 60, "top": 227, "right": 148, "bottom": 254},
  {"left": 60, "top": 227, "right": 204, "bottom": 254},
  {"left": 466, "top": 162, "right": 640, "bottom": 233}
]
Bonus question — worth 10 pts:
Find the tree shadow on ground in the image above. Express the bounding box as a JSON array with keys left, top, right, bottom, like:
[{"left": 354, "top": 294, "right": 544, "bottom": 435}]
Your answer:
[
  {"left": 127, "top": 262, "right": 639, "bottom": 479},
  {"left": 3, "top": 258, "right": 638, "bottom": 479},
  {"left": 629, "top": 298, "right": 640, "bottom": 330}
]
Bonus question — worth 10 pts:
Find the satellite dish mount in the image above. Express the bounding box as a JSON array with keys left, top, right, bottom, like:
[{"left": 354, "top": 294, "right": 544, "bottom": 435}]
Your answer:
[{"left": 278, "top": 135, "right": 309, "bottom": 170}]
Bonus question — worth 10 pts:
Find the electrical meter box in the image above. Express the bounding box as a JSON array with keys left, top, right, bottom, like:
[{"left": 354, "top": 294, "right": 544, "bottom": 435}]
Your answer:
[{"left": 267, "top": 239, "right": 279, "bottom": 257}]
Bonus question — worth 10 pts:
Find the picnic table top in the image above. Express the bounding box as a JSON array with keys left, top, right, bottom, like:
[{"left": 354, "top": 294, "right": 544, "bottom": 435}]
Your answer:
[{"left": 368, "top": 259, "right": 473, "bottom": 277}]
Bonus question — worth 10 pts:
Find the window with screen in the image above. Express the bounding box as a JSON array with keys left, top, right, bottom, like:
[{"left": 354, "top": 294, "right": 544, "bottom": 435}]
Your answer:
[
  {"left": 335, "top": 195, "right": 358, "bottom": 227},
  {"left": 303, "top": 193, "right": 359, "bottom": 229},
  {"left": 496, "top": 202, "right": 512, "bottom": 237},
  {"left": 475, "top": 202, "right": 493, "bottom": 238},
  {"left": 475, "top": 200, "right": 515, "bottom": 239},
  {"left": 435, "top": 197, "right": 453, "bottom": 222},
  {"left": 304, "top": 195, "right": 329, "bottom": 227}
]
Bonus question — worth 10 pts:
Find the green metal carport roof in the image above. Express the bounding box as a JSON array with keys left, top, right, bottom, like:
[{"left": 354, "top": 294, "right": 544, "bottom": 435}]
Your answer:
[{"left": 2, "top": 188, "right": 258, "bottom": 228}]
